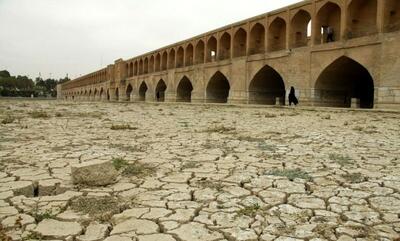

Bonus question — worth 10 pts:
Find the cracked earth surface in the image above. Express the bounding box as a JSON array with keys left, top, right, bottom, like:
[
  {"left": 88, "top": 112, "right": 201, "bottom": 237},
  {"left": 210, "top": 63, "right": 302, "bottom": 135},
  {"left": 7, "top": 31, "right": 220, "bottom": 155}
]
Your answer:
[{"left": 0, "top": 100, "right": 399, "bottom": 241}]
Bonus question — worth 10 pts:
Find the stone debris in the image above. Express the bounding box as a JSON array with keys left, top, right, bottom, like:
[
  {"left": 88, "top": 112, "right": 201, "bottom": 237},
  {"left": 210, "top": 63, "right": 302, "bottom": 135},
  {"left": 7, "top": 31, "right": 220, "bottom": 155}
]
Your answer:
[
  {"left": 71, "top": 160, "right": 118, "bottom": 186},
  {"left": 0, "top": 100, "right": 399, "bottom": 240}
]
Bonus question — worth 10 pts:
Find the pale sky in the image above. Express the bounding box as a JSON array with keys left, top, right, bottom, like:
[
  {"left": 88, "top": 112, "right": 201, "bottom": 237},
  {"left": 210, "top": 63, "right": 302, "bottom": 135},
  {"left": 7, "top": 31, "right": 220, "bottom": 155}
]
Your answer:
[{"left": 0, "top": 0, "right": 300, "bottom": 80}]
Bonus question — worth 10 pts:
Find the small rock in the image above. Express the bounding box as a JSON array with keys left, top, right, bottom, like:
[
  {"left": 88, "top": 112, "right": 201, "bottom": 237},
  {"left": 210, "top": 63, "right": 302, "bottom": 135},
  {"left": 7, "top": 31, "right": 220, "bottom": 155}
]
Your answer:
[{"left": 71, "top": 160, "right": 118, "bottom": 186}]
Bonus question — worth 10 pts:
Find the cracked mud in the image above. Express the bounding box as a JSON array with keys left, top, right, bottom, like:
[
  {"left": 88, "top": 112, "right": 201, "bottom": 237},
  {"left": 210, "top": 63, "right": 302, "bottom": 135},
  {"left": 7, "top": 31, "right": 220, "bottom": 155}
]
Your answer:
[{"left": 0, "top": 100, "right": 399, "bottom": 241}]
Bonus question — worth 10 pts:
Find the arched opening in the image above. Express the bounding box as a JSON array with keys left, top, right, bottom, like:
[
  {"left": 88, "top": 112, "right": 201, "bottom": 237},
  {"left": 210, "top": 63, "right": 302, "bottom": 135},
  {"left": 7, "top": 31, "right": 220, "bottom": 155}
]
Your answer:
[
  {"left": 315, "top": 56, "right": 374, "bottom": 108},
  {"left": 314, "top": 2, "right": 341, "bottom": 44},
  {"left": 94, "top": 89, "right": 98, "bottom": 100},
  {"left": 249, "top": 65, "right": 286, "bottom": 105},
  {"left": 149, "top": 56, "right": 155, "bottom": 73},
  {"left": 177, "top": 47, "right": 184, "bottom": 68},
  {"left": 100, "top": 88, "right": 104, "bottom": 100},
  {"left": 155, "top": 79, "right": 167, "bottom": 102},
  {"left": 107, "top": 89, "right": 110, "bottom": 100},
  {"left": 155, "top": 54, "right": 161, "bottom": 72},
  {"left": 161, "top": 52, "right": 168, "bottom": 71},
  {"left": 384, "top": 0, "right": 400, "bottom": 32},
  {"left": 206, "top": 71, "right": 230, "bottom": 103},
  {"left": 347, "top": 0, "right": 377, "bottom": 39},
  {"left": 144, "top": 58, "right": 149, "bottom": 74},
  {"left": 168, "top": 49, "right": 176, "bottom": 69},
  {"left": 134, "top": 61, "right": 138, "bottom": 76},
  {"left": 139, "top": 59, "right": 144, "bottom": 75},
  {"left": 129, "top": 62, "right": 133, "bottom": 77},
  {"left": 185, "top": 44, "right": 194, "bottom": 66},
  {"left": 195, "top": 40, "right": 205, "bottom": 64},
  {"left": 115, "top": 88, "right": 119, "bottom": 101},
  {"left": 126, "top": 84, "right": 133, "bottom": 101},
  {"left": 268, "top": 17, "right": 287, "bottom": 52},
  {"left": 290, "top": 10, "right": 312, "bottom": 48},
  {"left": 176, "top": 76, "right": 193, "bottom": 102},
  {"left": 233, "top": 28, "right": 247, "bottom": 57},
  {"left": 139, "top": 82, "right": 147, "bottom": 101},
  {"left": 219, "top": 32, "right": 231, "bottom": 60},
  {"left": 249, "top": 23, "right": 265, "bottom": 55},
  {"left": 206, "top": 36, "right": 217, "bottom": 62}
]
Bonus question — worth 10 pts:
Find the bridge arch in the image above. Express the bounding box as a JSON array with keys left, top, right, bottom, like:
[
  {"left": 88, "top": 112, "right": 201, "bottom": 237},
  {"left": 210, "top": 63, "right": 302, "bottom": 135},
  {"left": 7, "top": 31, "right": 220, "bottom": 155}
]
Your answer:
[
  {"left": 134, "top": 61, "right": 138, "bottom": 76},
  {"left": 206, "top": 36, "right": 217, "bottom": 62},
  {"left": 139, "top": 59, "right": 144, "bottom": 75},
  {"left": 155, "top": 79, "right": 167, "bottom": 102},
  {"left": 115, "top": 88, "right": 119, "bottom": 101},
  {"left": 144, "top": 58, "right": 149, "bottom": 74},
  {"left": 314, "top": 56, "right": 374, "bottom": 108},
  {"left": 100, "top": 88, "right": 104, "bottom": 100},
  {"left": 126, "top": 84, "right": 133, "bottom": 101},
  {"left": 176, "top": 76, "right": 193, "bottom": 102},
  {"left": 206, "top": 71, "right": 230, "bottom": 103},
  {"left": 185, "top": 44, "right": 194, "bottom": 66},
  {"left": 233, "top": 28, "right": 247, "bottom": 57},
  {"left": 248, "top": 65, "right": 286, "bottom": 105},
  {"left": 195, "top": 40, "right": 205, "bottom": 64},
  {"left": 139, "top": 81, "right": 148, "bottom": 101},
  {"left": 384, "top": 0, "right": 400, "bottom": 32},
  {"left": 268, "top": 17, "right": 287, "bottom": 52},
  {"left": 290, "top": 10, "right": 311, "bottom": 48},
  {"left": 168, "top": 49, "right": 176, "bottom": 69},
  {"left": 347, "top": 0, "right": 377, "bottom": 39},
  {"left": 249, "top": 23, "right": 265, "bottom": 55},
  {"left": 129, "top": 62, "right": 133, "bottom": 77},
  {"left": 155, "top": 54, "right": 161, "bottom": 72},
  {"left": 161, "top": 52, "right": 168, "bottom": 71},
  {"left": 149, "top": 56, "right": 155, "bottom": 73},
  {"left": 177, "top": 47, "right": 184, "bottom": 68},
  {"left": 219, "top": 32, "right": 231, "bottom": 60},
  {"left": 315, "top": 2, "right": 341, "bottom": 44}
]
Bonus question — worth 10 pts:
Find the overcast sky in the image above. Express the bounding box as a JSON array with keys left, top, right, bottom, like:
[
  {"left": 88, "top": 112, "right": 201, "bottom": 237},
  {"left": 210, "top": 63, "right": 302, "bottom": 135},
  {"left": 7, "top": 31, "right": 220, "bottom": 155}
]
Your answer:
[{"left": 0, "top": 0, "right": 300, "bottom": 80}]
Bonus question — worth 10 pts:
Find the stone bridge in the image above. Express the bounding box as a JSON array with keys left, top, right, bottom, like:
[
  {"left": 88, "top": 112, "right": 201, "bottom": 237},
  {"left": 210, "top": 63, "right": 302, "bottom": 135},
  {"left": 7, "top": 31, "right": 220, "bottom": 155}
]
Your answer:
[{"left": 59, "top": 0, "right": 400, "bottom": 109}]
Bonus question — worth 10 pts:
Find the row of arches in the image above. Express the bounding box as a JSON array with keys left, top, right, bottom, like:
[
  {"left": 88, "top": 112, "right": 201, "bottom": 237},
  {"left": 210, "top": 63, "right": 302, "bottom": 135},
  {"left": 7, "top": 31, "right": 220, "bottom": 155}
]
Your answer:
[
  {"left": 124, "top": 0, "right": 400, "bottom": 78},
  {"left": 79, "top": 56, "right": 370, "bottom": 108}
]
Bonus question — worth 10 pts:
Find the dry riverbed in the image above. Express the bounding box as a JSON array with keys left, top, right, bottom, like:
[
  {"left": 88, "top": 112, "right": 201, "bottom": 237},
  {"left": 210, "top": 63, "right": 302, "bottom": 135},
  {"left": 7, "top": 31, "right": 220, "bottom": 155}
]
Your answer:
[{"left": 0, "top": 100, "right": 399, "bottom": 241}]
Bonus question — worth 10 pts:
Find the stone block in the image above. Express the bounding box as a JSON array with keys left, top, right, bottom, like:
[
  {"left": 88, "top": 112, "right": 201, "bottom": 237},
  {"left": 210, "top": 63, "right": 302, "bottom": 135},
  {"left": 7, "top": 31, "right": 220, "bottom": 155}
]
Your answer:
[{"left": 71, "top": 160, "right": 118, "bottom": 186}]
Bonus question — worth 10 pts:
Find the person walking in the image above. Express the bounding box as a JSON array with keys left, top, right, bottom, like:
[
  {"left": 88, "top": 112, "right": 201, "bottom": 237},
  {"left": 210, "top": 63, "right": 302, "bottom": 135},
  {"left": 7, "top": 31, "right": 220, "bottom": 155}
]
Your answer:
[
  {"left": 327, "top": 26, "right": 334, "bottom": 42},
  {"left": 289, "top": 86, "right": 299, "bottom": 106}
]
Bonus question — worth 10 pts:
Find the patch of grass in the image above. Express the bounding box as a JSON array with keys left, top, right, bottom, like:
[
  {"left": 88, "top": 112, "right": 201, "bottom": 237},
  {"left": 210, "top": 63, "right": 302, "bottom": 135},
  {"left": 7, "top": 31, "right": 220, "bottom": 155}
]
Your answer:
[
  {"left": 237, "top": 136, "right": 266, "bottom": 143},
  {"left": 237, "top": 203, "right": 261, "bottom": 217},
  {"left": 122, "top": 161, "right": 156, "bottom": 177},
  {"left": 182, "top": 161, "right": 200, "bottom": 169},
  {"left": 203, "top": 125, "right": 236, "bottom": 134},
  {"left": 23, "top": 232, "right": 42, "bottom": 241},
  {"left": 342, "top": 173, "right": 367, "bottom": 183},
  {"left": 264, "top": 113, "right": 277, "bottom": 118},
  {"left": 110, "top": 144, "right": 147, "bottom": 153},
  {"left": 197, "top": 179, "right": 224, "bottom": 191},
  {"left": 110, "top": 124, "right": 138, "bottom": 130},
  {"left": 1, "top": 115, "right": 16, "bottom": 124},
  {"left": 258, "top": 142, "right": 276, "bottom": 152},
  {"left": 112, "top": 157, "right": 129, "bottom": 171},
  {"left": 29, "top": 111, "right": 49, "bottom": 119},
  {"left": 32, "top": 209, "right": 56, "bottom": 223},
  {"left": 70, "top": 196, "right": 128, "bottom": 222},
  {"left": 329, "top": 153, "right": 354, "bottom": 166},
  {"left": 266, "top": 168, "right": 312, "bottom": 181}
]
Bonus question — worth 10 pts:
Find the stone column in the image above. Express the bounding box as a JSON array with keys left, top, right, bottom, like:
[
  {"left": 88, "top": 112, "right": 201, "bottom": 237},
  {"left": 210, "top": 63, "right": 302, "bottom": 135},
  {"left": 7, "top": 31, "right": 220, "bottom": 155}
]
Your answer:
[
  {"left": 191, "top": 91, "right": 205, "bottom": 103},
  {"left": 228, "top": 90, "right": 247, "bottom": 104},
  {"left": 165, "top": 91, "right": 177, "bottom": 102}
]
